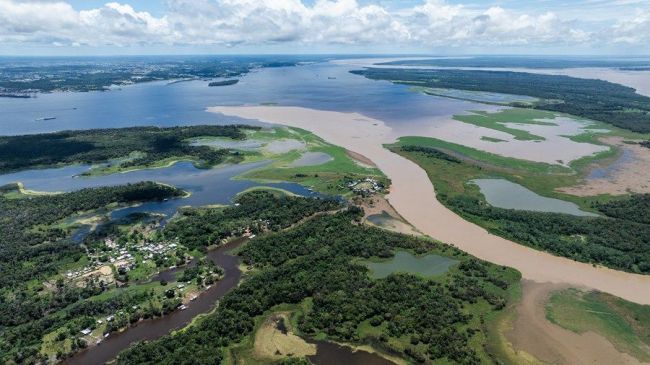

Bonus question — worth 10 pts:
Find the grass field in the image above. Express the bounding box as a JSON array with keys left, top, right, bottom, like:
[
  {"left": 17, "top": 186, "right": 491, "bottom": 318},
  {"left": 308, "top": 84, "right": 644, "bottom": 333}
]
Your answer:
[
  {"left": 546, "top": 289, "right": 650, "bottom": 361},
  {"left": 392, "top": 136, "right": 570, "bottom": 175},
  {"left": 454, "top": 109, "right": 561, "bottom": 141},
  {"left": 237, "top": 127, "right": 386, "bottom": 195},
  {"left": 225, "top": 303, "right": 315, "bottom": 365},
  {"left": 390, "top": 134, "right": 634, "bottom": 208},
  {"left": 481, "top": 136, "right": 507, "bottom": 143}
]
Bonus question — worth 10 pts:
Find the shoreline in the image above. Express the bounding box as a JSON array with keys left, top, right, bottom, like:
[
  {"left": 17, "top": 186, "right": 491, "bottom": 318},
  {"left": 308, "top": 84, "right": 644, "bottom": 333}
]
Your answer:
[
  {"left": 506, "top": 281, "right": 642, "bottom": 364},
  {"left": 209, "top": 105, "right": 650, "bottom": 305}
]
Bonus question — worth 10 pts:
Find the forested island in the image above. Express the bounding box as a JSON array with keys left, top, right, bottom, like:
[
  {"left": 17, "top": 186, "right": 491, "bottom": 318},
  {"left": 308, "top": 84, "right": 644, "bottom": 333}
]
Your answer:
[
  {"left": 0, "top": 125, "right": 258, "bottom": 174},
  {"left": 393, "top": 143, "right": 650, "bottom": 274},
  {"left": 208, "top": 79, "right": 239, "bottom": 87},
  {"left": 377, "top": 56, "right": 650, "bottom": 69},
  {"left": 352, "top": 68, "right": 650, "bottom": 133}
]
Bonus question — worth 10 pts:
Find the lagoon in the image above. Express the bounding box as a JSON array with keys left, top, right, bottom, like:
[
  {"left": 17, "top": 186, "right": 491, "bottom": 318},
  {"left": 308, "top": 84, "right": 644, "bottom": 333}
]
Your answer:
[
  {"left": 471, "top": 178, "right": 598, "bottom": 217},
  {"left": 0, "top": 161, "right": 319, "bottom": 218},
  {"left": 363, "top": 251, "right": 458, "bottom": 279}
]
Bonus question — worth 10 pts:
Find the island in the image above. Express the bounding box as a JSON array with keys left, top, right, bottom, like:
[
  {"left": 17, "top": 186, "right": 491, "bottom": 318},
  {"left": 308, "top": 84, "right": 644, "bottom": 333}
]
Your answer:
[{"left": 208, "top": 79, "right": 239, "bottom": 87}]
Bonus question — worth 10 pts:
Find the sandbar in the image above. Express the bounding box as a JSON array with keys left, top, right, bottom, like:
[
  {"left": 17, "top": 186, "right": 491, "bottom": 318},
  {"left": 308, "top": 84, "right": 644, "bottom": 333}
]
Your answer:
[{"left": 507, "top": 281, "right": 642, "bottom": 365}]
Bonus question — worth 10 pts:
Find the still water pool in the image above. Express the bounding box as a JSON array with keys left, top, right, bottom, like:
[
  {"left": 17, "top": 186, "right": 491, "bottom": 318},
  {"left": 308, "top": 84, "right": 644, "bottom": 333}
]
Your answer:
[
  {"left": 0, "top": 161, "right": 319, "bottom": 218},
  {"left": 363, "top": 251, "right": 459, "bottom": 279},
  {"left": 471, "top": 178, "right": 598, "bottom": 217}
]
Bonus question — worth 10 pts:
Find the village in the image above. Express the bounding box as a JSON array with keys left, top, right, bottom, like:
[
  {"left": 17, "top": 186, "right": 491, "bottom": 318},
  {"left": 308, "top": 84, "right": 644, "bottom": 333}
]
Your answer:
[
  {"left": 346, "top": 177, "right": 385, "bottom": 196},
  {"left": 61, "top": 236, "right": 183, "bottom": 288}
]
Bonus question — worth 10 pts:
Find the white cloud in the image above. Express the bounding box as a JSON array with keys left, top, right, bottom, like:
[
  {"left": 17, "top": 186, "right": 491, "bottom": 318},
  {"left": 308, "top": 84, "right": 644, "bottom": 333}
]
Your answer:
[
  {"left": 0, "top": 0, "right": 646, "bottom": 50},
  {"left": 609, "top": 10, "right": 650, "bottom": 45}
]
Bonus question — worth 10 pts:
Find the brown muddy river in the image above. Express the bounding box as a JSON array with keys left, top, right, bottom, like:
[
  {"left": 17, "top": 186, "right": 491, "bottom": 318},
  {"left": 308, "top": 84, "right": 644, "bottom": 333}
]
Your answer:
[{"left": 64, "top": 238, "right": 245, "bottom": 365}]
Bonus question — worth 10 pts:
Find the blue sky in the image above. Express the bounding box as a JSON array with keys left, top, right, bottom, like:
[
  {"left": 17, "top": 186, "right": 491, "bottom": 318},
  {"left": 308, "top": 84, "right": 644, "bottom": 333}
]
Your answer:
[{"left": 1, "top": 0, "right": 649, "bottom": 56}]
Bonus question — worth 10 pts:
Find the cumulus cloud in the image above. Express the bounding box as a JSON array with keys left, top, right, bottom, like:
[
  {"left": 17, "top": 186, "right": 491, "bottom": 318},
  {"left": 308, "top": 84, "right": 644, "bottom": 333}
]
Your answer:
[
  {"left": 0, "top": 0, "right": 646, "bottom": 50},
  {"left": 609, "top": 9, "right": 650, "bottom": 45}
]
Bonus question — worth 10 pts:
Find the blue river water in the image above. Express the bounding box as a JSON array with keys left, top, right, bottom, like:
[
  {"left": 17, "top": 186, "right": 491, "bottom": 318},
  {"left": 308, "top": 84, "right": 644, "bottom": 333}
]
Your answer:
[
  {"left": 0, "top": 161, "right": 319, "bottom": 218},
  {"left": 0, "top": 59, "right": 488, "bottom": 222},
  {"left": 0, "top": 61, "right": 487, "bottom": 135}
]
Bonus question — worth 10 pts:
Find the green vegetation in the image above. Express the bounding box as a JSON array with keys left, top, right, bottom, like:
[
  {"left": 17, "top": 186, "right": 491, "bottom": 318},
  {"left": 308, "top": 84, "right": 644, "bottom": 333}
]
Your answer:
[
  {"left": 480, "top": 136, "right": 507, "bottom": 143},
  {"left": 378, "top": 57, "right": 650, "bottom": 70},
  {"left": 0, "top": 125, "right": 257, "bottom": 174},
  {"left": 117, "top": 204, "right": 520, "bottom": 364},
  {"left": 164, "top": 190, "right": 341, "bottom": 251},
  {"left": 0, "top": 189, "right": 339, "bottom": 364},
  {"left": 394, "top": 136, "right": 571, "bottom": 174},
  {"left": 546, "top": 289, "right": 650, "bottom": 361},
  {"left": 209, "top": 79, "right": 239, "bottom": 87},
  {"left": 0, "top": 182, "right": 182, "bottom": 289},
  {"left": 353, "top": 68, "right": 650, "bottom": 133},
  {"left": 594, "top": 194, "right": 650, "bottom": 224},
  {"left": 411, "top": 86, "right": 538, "bottom": 106},
  {"left": 454, "top": 109, "right": 559, "bottom": 141},
  {"left": 392, "top": 143, "right": 650, "bottom": 274},
  {"left": 0, "top": 182, "right": 185, "bottom": 363},
  {"left": 204, "top": 127, "right": 387, "bottom": 196}
]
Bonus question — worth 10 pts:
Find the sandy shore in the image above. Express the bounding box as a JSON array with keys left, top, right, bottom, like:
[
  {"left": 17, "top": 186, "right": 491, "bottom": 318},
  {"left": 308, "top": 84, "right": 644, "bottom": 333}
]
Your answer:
[
  {"left": 559, "top": 136, "right": 650, "bottom": 196},
  {"left": 209, "top": 105, "right": 650, "bottom": 304},
  {"left": 507, "top": 281, "right": 642, "bottom": 365}
]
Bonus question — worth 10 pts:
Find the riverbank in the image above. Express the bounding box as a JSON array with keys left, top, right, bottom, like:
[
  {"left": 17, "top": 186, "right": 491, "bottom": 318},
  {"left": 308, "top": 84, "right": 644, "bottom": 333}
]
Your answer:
[
  {"left": 506, "top": 281, "right": 643, "bottom": 364},
  {"left": 64, "top": 238, "right": 246, "bottom": 365},
  {"left": 209, "top": 105, "right": 650, "bottom": 304}
]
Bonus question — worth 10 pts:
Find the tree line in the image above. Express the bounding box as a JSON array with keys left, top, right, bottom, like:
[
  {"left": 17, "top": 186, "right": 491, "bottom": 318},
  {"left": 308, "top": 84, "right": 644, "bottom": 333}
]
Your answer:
[
  {"left": 117, "top": 206, "right": 519, "bottom": 364},
  {"left": 0, "top": 125, "right": 259, "bottom": 173},
  {"left": 353, "top": 68, "right": 650, "bottom": 133}
]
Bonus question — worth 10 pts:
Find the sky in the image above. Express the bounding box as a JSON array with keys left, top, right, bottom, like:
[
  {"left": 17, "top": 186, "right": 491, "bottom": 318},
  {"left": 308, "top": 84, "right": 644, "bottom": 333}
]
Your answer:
[{"left": 1, "top": 0, "right": 649, "bottom": 56}]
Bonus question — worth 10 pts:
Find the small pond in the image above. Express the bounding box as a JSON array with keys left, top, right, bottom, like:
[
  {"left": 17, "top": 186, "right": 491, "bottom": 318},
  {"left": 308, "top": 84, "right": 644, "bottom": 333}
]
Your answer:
[
  {"left": 363, "top": 251, "right": 458, "bottom": 279},
  {"left": 288, "top": 152, "right": 334, "bottom": 167},
  {"left": 308, "top": 340, "right": 396, "bottom": 365},
  {"left": 588, "top": 148, "right": 635, "bottom": 179},
  {"left": 471, "top": 178, "right": 598, "bottom": 217}
]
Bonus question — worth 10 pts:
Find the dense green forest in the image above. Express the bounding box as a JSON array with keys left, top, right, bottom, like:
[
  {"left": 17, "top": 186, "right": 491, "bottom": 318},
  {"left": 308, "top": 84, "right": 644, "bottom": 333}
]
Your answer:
[
  {"left": 0, "top": 125, "right": 258, "bottom": 173},
  {"left": 117, "top": 207, "right": 519, "bottom": 364},
  {"left": 352, "top": 68, "right": 650, "bottom": 133},
  {"left": 0, "top": 182, "right": 182, "bottom": 362},
  {"left": 395, "top": 145, "right": 650, "bottom": 274},
  {"left": 400, "top": 145, "right": 462, "bottom": 164},
  {"left": 165, "top": 190, "right": 341, "bottom": 250},
  {"left": 0, "top": 182, "right": 182, "bottom": 290},
  {"left": 0, "top": 190, "right": 341, "bottom": 364},
  {"left": 378, "top": 57, "right": 650, "bottom": 69},
  {"left": 208, "top": 79, "right": 239, "bottom": 87},
  {"left": 448, "top": 195, "right": 650, "bottom": 273}
]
